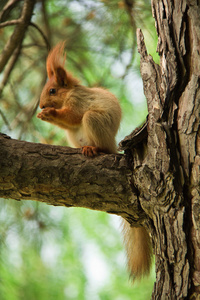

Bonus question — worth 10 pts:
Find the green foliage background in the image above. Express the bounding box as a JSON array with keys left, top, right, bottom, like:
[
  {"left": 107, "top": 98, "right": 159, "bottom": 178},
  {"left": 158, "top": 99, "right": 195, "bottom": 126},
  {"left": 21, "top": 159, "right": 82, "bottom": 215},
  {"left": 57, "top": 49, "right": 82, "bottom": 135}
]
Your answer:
[{"left": 0, "top": 0, "right": 158, "bottom": 299}]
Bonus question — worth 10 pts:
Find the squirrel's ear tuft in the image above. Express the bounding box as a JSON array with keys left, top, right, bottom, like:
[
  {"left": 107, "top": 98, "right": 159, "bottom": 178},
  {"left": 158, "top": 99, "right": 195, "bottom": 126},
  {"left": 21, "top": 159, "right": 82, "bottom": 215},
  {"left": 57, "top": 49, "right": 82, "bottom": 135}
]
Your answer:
[
  {"left": 55, "top": 67, "right": 68, "bottom": 86},
  {"left": 46, "top": 41, "right": 66, "bottom": 80}
]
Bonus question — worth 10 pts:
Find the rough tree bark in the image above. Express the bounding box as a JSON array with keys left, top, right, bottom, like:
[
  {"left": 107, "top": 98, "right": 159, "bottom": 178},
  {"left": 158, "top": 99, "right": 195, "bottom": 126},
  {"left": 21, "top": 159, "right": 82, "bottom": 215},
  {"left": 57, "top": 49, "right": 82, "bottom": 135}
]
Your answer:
[
  {"left": 0, "top": 0, "right": 199, "bottom": 299},
  {"left": 0, "top": 133, "right": 137, "bottom": 222},
  {"left": 128, "top": 1, "right": 199, "bottom": 298}
]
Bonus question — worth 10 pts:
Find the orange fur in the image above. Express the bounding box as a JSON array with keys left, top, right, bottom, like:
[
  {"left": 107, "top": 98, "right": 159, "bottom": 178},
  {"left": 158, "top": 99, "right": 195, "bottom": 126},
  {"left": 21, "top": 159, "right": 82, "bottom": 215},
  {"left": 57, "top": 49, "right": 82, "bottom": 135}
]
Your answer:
[
  {"left": 46, "top": 41, "right": 66, "bottom": 79},
  {"left": 121, "top": 220, "right": 152, "bottom": 279},
  {"left": 38, "top": 43, "right": 121, "bottom": 149},
  {"left": 37, "top": 42, "right": 152, "bottom": 279},
  {"left": 46, "top": 41, "right": 79, "bottom": 87}
]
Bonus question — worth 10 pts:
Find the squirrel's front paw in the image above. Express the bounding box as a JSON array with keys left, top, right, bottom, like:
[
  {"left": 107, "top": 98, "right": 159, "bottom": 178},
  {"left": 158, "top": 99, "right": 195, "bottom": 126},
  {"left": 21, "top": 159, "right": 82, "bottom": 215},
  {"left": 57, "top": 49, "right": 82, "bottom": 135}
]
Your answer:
[
  {"left": 82, "top": 146, "right": 101, "bottom": 157},
  {"left": 37, "top": 107, "right": 56, "bottom": 121}
]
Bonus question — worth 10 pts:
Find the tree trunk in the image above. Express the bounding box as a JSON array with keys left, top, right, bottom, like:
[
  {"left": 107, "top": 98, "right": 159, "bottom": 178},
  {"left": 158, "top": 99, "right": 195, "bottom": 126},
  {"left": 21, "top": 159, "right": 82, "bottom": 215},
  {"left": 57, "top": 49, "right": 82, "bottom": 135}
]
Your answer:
[
  {"left": 132, "top": 1, "right": 199, "bottom": 298},
  {"left": 0, "top": 0, "right": 199, "bottom": 299}
]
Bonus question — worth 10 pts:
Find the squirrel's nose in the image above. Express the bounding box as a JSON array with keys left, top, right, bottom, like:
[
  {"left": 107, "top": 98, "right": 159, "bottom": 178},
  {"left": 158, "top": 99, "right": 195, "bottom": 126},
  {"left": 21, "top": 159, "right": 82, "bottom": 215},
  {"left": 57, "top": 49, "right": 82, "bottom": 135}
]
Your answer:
[{"left": 40, "top": 104, "right": 46, "bottom": 109}]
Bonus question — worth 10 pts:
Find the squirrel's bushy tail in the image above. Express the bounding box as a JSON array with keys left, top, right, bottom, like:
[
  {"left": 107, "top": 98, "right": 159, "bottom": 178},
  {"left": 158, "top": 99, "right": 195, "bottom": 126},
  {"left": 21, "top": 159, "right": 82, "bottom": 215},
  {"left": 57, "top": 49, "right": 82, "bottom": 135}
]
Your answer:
[{"left": 121, "top": 219, "right": 152, "bottom": 279}]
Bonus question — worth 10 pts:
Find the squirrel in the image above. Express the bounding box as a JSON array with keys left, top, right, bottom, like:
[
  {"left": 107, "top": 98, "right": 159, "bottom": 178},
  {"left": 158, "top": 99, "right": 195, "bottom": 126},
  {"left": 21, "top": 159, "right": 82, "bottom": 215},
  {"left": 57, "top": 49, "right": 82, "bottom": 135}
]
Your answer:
[{"left": 37, "top": 42, "right": 152, "bottom": 279}]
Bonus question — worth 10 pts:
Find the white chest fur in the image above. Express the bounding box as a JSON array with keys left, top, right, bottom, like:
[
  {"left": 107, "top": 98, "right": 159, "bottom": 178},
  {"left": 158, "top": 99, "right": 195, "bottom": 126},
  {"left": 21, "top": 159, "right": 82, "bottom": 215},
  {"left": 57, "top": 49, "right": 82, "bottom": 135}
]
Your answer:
[{"left": 66, "top": 127, "right": 90, "bottom": 148}]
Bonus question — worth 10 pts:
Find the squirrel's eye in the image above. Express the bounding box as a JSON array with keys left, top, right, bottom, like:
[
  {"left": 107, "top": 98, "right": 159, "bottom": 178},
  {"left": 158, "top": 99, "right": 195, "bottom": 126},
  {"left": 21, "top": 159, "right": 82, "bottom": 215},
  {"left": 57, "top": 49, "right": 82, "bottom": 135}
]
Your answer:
[{"left": 49, "top": 88, "right": 56, "bottom": 95}]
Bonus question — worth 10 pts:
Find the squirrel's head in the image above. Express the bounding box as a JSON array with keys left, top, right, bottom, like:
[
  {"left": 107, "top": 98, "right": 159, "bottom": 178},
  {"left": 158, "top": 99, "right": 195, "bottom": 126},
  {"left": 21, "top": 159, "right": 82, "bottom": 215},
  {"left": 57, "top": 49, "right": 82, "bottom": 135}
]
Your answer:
[{"left": 39, "top": 42, "right": 79, "bottom": 109}]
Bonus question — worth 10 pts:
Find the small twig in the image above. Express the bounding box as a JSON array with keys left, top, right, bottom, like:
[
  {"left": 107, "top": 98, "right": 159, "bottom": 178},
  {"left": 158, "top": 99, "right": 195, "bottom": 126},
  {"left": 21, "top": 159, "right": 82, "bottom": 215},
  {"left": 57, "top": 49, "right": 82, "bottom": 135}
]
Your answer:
[
  {"left": 0, "top": 45, "right": 21, "bottom": 97},
  {"left": 11, "top": 75, "right": 46, "bottom": 136},
  {"left": 121, "top": 0, "right": 137, "bottom": 78},
  {"left": 18, "top": 97, "right": 40, "bottom": 139},
  {"left": 41, "top": 0, "right": 52, "bottom": 48},
  {"left": 0, "top": 19, "right": 20, "bottom": 28},
  {"left": 0, "top": 0, "right": 36, "bottom": 73},
  {"left": 11, "top": 55, "right": 45, "bottom": 86},
  {"left": 29, "top": 22, "right": 50, "bottom": 50},
  {"left": 0, "top": 0, "right": 20, "bottom": 22}
]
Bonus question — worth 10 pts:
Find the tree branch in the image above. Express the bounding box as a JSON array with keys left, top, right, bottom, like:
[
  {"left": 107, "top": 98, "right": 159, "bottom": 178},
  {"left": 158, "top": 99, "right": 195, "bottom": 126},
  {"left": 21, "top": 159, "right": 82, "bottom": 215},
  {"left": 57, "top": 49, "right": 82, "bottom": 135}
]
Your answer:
[
  {"left": 29, "top": 22, "right": 50, "bottom": 50},
  {"left": 0, "top": 19, "right": 20, "bottom": 28},
  {"left": 0, "top": 0, "right": 36, "bottom": 73},
  {"left": 0, "top": 133, "right": 141, "bottom": 224},
  {"left": 0, "top": 0, "right": 19, "bottom": 22},
  {"left": 0, "top": 45, "right": 21, "bottom": 97}
]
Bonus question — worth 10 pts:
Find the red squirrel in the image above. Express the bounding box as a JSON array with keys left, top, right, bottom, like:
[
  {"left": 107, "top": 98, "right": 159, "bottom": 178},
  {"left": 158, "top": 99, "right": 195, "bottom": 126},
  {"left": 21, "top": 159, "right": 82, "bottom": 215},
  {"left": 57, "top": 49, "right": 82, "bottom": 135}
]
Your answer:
[{"left": 37, "top": 42, "right": 152, "bottom": 278}]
